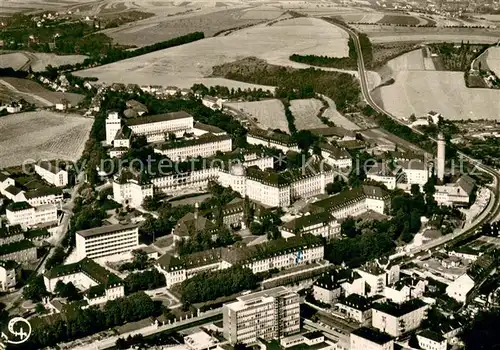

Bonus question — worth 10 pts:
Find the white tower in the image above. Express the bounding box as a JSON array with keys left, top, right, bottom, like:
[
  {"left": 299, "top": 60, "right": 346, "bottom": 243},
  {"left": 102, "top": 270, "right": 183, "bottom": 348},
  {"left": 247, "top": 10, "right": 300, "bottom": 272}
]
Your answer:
[
  {"left": 106, "top": 111, "right": 122, "bottom": 146},
  {"left": 437, "top": 132, "right": 445, "bottom": 181}
]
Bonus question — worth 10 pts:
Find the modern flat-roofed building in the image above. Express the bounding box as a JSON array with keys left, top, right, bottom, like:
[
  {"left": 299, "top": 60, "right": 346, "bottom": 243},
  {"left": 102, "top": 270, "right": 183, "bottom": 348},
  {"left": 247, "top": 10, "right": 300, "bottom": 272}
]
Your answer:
[
  {"left": 350, "top": 327, "right": 393, "bottom": 350},
  {"left": 223, "top": 286, "right": 300, "bottom": 344},
  {"left": 416, "top": 330, "right": 447, "bottom": 350},
  {"left": 34, "top": 161, "right": 68, "bottom": 187},
  {"left": 75, "top": 223, "right": 139, "bottom": 260},
  {"left": 126, "top": 111, "right": 194, "bottom": 142},
  {"left": 371, "top": 300, "right": 429, "bottom": 337}
]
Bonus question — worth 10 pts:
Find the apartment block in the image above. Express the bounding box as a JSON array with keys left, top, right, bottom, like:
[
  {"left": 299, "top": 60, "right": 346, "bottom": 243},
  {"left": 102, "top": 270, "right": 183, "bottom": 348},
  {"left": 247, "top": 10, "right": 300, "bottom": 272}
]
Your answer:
[
  {"left": 75, "top": 223, "right": 139, "bottom": 260},
  {"left": 350, "top": 327, "right": 393, "bottom": 350},
  {"left": 371, "top": 300, "right": 429, "bottom": 337},
  {"left": 223, "top": 287, "right": 300, "bottom": 344},
  {"left": 34, "top": 161, "right": 69, "bottom": 187}
]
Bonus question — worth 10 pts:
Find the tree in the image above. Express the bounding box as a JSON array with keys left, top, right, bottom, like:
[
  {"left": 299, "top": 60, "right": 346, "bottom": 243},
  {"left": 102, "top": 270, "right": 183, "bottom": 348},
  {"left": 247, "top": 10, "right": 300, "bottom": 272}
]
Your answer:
[
  {"left": 410, "top": 184, "right": 420, "bottom": 197},
  {"left": 142, "top": 195, "right": 162, "bottom": 211},
  {"left": 249, "top": 221, "right": 264, "bottom": 235},
  {"left": 462, "top": 310, "right": 500, "bottom": 350},
  {"left": 294, "top": 130, "right": 318, "bottom": 153},
  {"left": 54, "top": 281, "right": 81, "bottom": 301},
  {"left": 409, "top": 114, "right": 416, "bottom": 122},
  {"left": 326, "top": 181, "right": 342, "bottom": 195},
  {"left": 341, "top": 217, "right": 359, "bottom": 238},
  {"left": 23, "top": 275, "right": 48, "bottom": 302}
]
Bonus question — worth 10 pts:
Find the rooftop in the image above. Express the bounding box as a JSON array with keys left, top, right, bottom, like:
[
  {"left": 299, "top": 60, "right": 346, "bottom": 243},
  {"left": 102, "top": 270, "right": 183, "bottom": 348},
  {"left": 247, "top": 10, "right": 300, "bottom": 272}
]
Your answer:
[
  {"left": 248, "top": 128, "right": 296, "bottom": 146},
  {"left": 76, "top": 223, "right": 138, "bottom": 238},
  {"left": 36, "top": 161, "right": 63, "bottom": 174},
  {"left": 314, "top": 269, "right": 361, "bottom": 290},
  {"left": 0, "top": 260, "right": 18, "bottom": 270},
  {"left": 4, "top": 185, "right": 23, "bottom": 196},
  {"left": 351, "top": 327, "right": 393, "bottom": 345},
  {"left": 194, "top": 122, "right": 225, "bottom": 134},
  {"left": 24, "top": 187, "right": 63, "bottom": 199},
  {"left": 457, "top": 174, "right": 476, "bottom": 195},
  {"left": 0, "top": 240, "right": 35, "bottom": 256},
  {"left": 283, "top": 212, "right": 334, "bottom": 233},
  {"left": 44, "top": 258, "right": 122, "bottom": 286},
  {"left": 310, "top": 185, "right": 388, "bottom": 213},
  {"left": 6, "top": 201, "right": 32, "bottom": 212},
  {"left": 310, "top": 126, "right": 356, "bottom": 138},
  {"left": 372, "top": 299, "right": 427, "bottom": 317},
  {"left": 126, "top": 111, "right": 193, "bottom": 126},
  {"left": 157, "top": 134, "right": 231, "bottom": 151},
  {"left": 319, "top": 143, "right": 352, "bottom": 160},
  {"left": 338, "top": 293, "right": 372, "bottom": 311},
  {"left": 418, "top": 329, "right": 445, "bottom": 343}
]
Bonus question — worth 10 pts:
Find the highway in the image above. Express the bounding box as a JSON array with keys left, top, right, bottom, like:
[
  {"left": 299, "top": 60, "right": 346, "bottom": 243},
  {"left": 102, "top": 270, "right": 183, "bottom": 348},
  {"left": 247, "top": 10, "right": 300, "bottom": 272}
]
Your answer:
[{"left": 329, "top": 19, "right": 500, "bottom": 252}]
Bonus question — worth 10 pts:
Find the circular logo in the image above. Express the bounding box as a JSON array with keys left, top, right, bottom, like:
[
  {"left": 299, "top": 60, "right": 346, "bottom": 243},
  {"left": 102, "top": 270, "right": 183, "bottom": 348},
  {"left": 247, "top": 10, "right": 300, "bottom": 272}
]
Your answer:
[{"left": 1, "top": 317, "right": 31, "bottom": 344}]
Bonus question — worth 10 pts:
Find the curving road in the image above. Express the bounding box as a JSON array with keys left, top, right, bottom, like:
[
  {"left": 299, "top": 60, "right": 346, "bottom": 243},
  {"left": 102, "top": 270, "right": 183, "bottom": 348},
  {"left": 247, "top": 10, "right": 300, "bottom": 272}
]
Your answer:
[{"left": 330, "top": 19, "right": 500, "bottom": 252}]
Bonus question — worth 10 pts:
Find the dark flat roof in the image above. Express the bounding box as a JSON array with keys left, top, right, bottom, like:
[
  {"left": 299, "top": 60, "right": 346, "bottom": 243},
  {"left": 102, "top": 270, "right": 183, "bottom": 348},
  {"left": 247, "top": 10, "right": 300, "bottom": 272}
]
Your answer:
[
  {"left": 372, "top": 299, "right": 427, "bottom": 317},
  {"left": 351, "top": 327, "right": 393, "bottom": 345},
  {"left": 77, "top": 223, "right": 138, "bottom": 238},
  {"left": 126, "top": 111, "right": 193, "bottom": 126}
]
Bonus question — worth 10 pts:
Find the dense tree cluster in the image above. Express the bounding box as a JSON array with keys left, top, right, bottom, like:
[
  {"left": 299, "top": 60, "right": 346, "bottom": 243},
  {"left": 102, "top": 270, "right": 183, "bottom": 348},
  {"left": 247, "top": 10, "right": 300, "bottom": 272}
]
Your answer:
[
  {"left": 289, "top": 38, "right": 358, "bottom": 69},
  {"left": 176, "top": 227, "right": 240, "bottom": 256},
  {"left": 119, "top": 250, "right": 151, "bottom": 272},
  {"left": 54, "top": 281, "right": 82, "bottom": 301},
  {"left": 192, "top": 83, "right": 273, "bottom": 100},
  {"left": 124, "top": 269, "right": 166, "bottom": 294},
  {"left": 22, "top": 275, "right": 48, "bottom": 302},
  {"left": 180, "top": 266, "right": 259, "bottom": 305},
  {"left": 462, "top": 309, "right": 500, "bottom": 350},
  {"left": 27, "top": 292, "right": 161, "bottom": 348}
]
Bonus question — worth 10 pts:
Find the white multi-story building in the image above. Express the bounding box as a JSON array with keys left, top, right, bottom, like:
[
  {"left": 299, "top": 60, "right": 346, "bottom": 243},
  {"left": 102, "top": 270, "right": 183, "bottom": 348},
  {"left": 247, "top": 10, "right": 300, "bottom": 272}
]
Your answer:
[
  {"left": 371, "top": 300, "right": 429, "bottom": 337},
  {"left": 6, "top": 202, "right": 58, "bottom": 228},
  {"left": 156, "top": 234, "right": 324, "bottom": 288},
  {"left": 223, "top": 287, "right": 300, "bottom": 344},
  {"left": 350, "top": 327, "right": 394, "bottom": 350},
  {"left": 416, "top": 330, "right": 447, "bottom": 350},
  {"left": 34, "top": 162, "right": 68, "bottom": 187},
  {"left": 320, "top": 143, "right": 352, "bottom": 169},
  {"left": 384, "top": 277, "right": 427, "bottom": 304},
  {"left": 313, "top": 269, "right": 365, "bottom": 304},
  {"left": 355, "top": 262, "right": 388, "bottom": 297},
  {"left": 127, "top": 111, "right": 194, "bottom": 142},
  {"left": 154, "top": 134, "right": 232, "bottom": 161},
  {"left": 309, "top": 185, "right": 390, "bottom": 220},
  {"left": 335, "top": 294, "right": 372, "bottom": 324},
  {"left": 0, "top": 173, "right": 16, "bottom": 194},
  {"left": 434, "top": 175, "right": 475, "bottom": 206},
  {"left": 202, "top": 95, "right": 222, "bottom": 110},
  {"left": 106, "top": 111, "right": 195, "bottom": 145},
  {"left": 44, "top": 258, "right": 124, "bottom": 306},
  {"left": 367, "top": 163, "right": 400, "bottom": 190},
  {"left": 396, "top": 160, "right": 429, "bottom": 187},
  {"left": 445, "top": 273, "right": 475, "bottom": 303},
  {"left": 23, "top": 187, "right": 63, "bottom": 207},
  {"left": 246, "top": 129, "right": 299, "bottom": 153},
  {"left": 75, "top": 223, "right": 139, "bottom": 260},
  {"left": 280, "top": 212, "right": 340, "bottom": 239},
  {"left": 106, "top": 111, "right": 122, "bottom": 145},
  {"left": 112, "top": 173, "right": 153, "bottom": 208},
  {"left": 0, "top": 260, "right": 17, "bottom": 291}
]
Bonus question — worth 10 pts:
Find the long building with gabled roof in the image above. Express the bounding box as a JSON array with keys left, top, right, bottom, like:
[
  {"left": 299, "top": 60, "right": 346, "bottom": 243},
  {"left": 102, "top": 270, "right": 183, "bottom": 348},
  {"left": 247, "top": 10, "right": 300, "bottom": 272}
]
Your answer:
[{"left": 156, "top": 234, "right": 324, "bottom": 288}]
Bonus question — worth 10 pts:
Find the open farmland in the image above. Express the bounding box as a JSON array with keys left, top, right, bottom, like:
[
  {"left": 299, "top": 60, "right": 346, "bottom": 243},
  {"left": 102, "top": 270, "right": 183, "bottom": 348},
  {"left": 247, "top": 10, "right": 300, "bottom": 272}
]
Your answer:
[
  {"left": 377, "top": 14, "right": 422, "bottom": 26},
  {"left": 225, "top": 99, "right": 289, "bottom": 132},
  {"left": 321, "top": 96, "right": 360, "bottom": 130},
  {"left": 289, "top": 98, "right": 325, "bottom": 130},
  {"left": 25, "top": 52, "right": 88, "bottom": 72},
  {"left": 378, "top": 70, "right": 500, "bottom": 120},
  {"left": 0, "top": 53, "right": 29, "bottom": 70},
  {"left": 485, "top": 47, "right": 500, "bottom": 76},
  {"left": 75, "top": 17, "right": 349, "bottom": 89},
  {"left": 0, "top": 78, "right": 84, "bottom": 107},
  {"left": 0, "top": 111, "right": 93, "bottom": 168}
]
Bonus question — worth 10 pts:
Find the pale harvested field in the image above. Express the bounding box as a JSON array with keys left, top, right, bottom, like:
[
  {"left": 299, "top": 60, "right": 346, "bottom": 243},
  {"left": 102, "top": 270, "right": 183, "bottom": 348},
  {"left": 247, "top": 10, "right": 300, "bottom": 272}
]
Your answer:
[
  {"left": 0, "top": 78, "right": 84, "bottom": 107},
  {"left": 0, "top": 111, "right": 92, "bottom": 168},
  {"left": 386, "top": 49, "right": 435, "bottom": 72},
  {"left": 485, "top": 47, "right": 500, "bottom": 76},
  {"left": 0, "top": 53, "right": 29, "bottom": 70},
  {"left": 27, "top": 53, "right": 88, "bottom": 72},
  {"left": 289, "top": 98, "right": 325, "bottom": 130},
  {"left": 379, "top": 70, "right": 500, "bottom": 120},
  {"left": 225, "top": 99, "right": 289, "bottom": 133},
  {"left": 321, "top": 96, "right": 360, "bottom": 130},
  {"left": 76, "top": 17, "right": 349, "bottom": 89}
]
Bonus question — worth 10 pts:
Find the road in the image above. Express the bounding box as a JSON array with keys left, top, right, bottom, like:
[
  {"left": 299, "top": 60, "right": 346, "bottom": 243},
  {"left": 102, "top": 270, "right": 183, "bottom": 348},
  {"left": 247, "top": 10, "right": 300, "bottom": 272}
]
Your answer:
[{"left": 330, "top": 19, "right": 500, "bottom": 252}]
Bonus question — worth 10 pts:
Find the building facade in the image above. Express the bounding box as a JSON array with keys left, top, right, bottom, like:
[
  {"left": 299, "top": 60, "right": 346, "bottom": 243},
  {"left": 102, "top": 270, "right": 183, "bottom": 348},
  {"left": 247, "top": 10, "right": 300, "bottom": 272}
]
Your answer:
[
  {"left": 34, "top": 162, "right": 68, "bottom": 187},
  {"left": 223, "top": 287, "right": 300, "bottom": 344},
  {"left": 6, "top": 202, "right": 58, "bottom": 228},
  {"left": 0, "top": 260, "right": 17, "bottom": 291},
  {"left": 350, "top": 327, "right": 394, "bottom": 350},
  {"left": 75, "top": 223, "right": 139, "bottom": 260},
  {"left": 154, "top": 135, "right": 232, "bottom": 161},
  {"left": 371, "top": 300, "right": 429, "bottom": 337}
]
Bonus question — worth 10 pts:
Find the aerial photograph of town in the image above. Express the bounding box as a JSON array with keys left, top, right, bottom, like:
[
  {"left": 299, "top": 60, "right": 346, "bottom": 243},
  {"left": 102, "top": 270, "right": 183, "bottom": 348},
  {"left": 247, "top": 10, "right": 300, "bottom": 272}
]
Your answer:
[{"left": 0, "top": 0, "right": 500, "bottom": 349}]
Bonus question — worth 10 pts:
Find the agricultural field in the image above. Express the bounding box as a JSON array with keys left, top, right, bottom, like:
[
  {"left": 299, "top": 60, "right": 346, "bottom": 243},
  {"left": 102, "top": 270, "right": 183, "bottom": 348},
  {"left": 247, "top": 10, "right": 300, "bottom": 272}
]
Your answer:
[
  {"left": 75, "top": 17, "right": 349, "bottom": 89},
  {"left": 371, "top": 42, "right": 421, "bottom": 69},
  {"left": 378, "top": 70, "right": 500, "bottom": 120},
  {"left": 225, "top": 99, "right": 289, "bottom": 132},
  {"left": 26, "top": 52, "right": 88, "bottom": 72},
  {"left": 485, "top": 47, "right": 500, "bottom": 76},
  {"left": 386, "top": 49, "right": 435, "bottom": 72},
  {"left": 377, "top": 14, "right": 422, "bottom": 26},
  {"left": 320, "top": 96, "right": 360, "bottom": 131},
  {"left": 289, "top": 98, "right": 325, "bottom": 130},
  {"left": 0, "top": 111, "right": 93, "bottom": 168},
  {"left": 0, "top": 53, "right": 29, "bottom": 70},
  {"left": 0, "top": 78, "right": 84, "bottom": 107}
]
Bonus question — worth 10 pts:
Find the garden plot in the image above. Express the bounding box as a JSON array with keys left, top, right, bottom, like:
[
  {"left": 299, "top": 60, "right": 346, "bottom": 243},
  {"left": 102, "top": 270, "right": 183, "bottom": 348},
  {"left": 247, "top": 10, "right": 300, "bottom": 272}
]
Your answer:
[
  {"left": 0, "top": 111, "right": 93, "bottom": 168},
  {"left": 0, "top": 53, "right": 29, "bottom": 71},
  {"left": 290, "top": 99, "right": 325, "bottom": 130},
  {"left": 76, "top": 17, "right": 349, "bottom": 89},
  {"left": 486, "top": 47, "right": 500, "bottom": 76},
  {"left": 378, "top": 70, "right": 500, "bottom": 120},
  {"left": 225, "top": 99, "right": 289, "bottom": 133}
]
